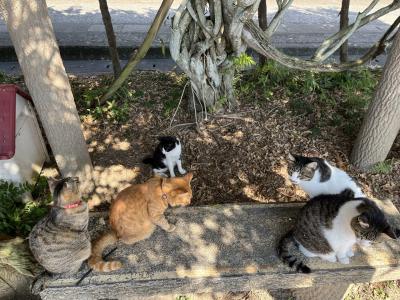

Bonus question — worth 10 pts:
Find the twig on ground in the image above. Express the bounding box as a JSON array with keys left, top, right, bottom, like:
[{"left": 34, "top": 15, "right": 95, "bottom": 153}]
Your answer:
[{"left": 169, "top": 81, "right": 189, "bottom": 128}]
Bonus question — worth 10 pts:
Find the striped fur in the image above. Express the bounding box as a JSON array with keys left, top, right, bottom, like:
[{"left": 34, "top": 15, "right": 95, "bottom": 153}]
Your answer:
[
  {"left": 88, "top": 173, "right": 193, "bottom": 273},
  {"left": 29, "top": 178, "right": 91, "bottom": 275},
  {"left": 88, "top": 232, "right": 122, "bottom": 272},
  {"left": 277, "top": 230, "right": 311, "bottom": 273}
]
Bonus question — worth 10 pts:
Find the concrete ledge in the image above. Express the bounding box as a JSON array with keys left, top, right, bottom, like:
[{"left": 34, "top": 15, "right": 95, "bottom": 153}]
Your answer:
[{"left": 40, "top": 202, "right": 400, "bottom": 300}]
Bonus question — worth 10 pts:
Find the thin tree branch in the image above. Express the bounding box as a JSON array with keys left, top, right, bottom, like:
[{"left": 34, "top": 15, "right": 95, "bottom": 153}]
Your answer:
[
  {"left": 313, "top": 0, "right": 400, "bottom": 61},
  {"left": 313, "top": 0, "right": 379, "bottom": 62},
  {"left": 99, "top": 0, "right": 121, "bottom": 77},
  {"left": 339, "top": 0, "right": 350, "bottom": 62},
  {"left": 243, "top": 19, "right": 396, "bottom": 72},
  {"left": 265, "top": 0, "right": 293, "bottom": 38},
  {"left": 100, "top": 0, "right": 173, "bottom": 104}
]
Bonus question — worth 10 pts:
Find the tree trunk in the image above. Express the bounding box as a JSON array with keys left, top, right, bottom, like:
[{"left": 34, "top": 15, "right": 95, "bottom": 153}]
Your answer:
[
  {"left": 339, "top": 0, "right": 350, "bottom": 62},
  {"left": 258, "top": 0, "right": 268, "bottom": 65},
  {"left": 100, "top": 0, "right": 173, "bottom": 104},
  {"left": 0, "top": 0, "right": 94, "bottom": 194},
  {"left": 99, "top": 0, "right": 121, "bottom": 77},
  {"left": 171, "top": 0, "right": 260, "bottom": 111},
  {"left": 351, "top": 29, "right": 400, "bottom": 170}
]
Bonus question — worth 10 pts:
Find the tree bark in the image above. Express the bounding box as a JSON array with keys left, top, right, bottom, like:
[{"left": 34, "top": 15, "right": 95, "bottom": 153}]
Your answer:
[
  {"left": 258, "top": 0, "right": 268, "bottom": 65},
  {"left": 0, "top": 0, "right": 94, "bottom": 194},
  {"left": 351, "top": 29, "right": 400, "bottom": 170},
  {"left": 171, "top": 0, "right": 260, "bottom": 110},
  {"left": 99, "top": 0, "right": 121, "bottom": 77},
  {"left": 339, "top": 0, "right": 350, "bottom": 62}
]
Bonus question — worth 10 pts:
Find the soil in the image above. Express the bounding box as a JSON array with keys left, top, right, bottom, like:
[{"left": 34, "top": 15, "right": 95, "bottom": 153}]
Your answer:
[{"left": 69, "top": 71, "right": 400, "bottom": 209}]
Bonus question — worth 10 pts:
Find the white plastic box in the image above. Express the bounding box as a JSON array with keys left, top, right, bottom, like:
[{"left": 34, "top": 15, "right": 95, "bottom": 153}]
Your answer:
[{"left": 0, "top": 84, "right": 49, "bottom": 185}]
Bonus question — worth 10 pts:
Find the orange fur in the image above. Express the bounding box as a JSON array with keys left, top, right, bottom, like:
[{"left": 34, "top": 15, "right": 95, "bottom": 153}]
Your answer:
[{"left": 88, "top": 173, "right": 193, "bottom": 272}]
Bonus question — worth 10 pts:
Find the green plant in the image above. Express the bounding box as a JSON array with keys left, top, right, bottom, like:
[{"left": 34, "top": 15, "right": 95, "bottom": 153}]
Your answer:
[
  {"left": 233, "top": 53, "right": 256, "bottom": 71},
  {"left": 0, "top": 72, "right": 16, "bottom": 84},
  {"left": 0, "top": 237, "right": 38, "bottom": 276},
  {"left": 72, "top": 76, "right": 136, "bottom": 123},
  {"left": 0, "top": 179, "right": 51, "bottom": 237},
  {"left": 236, "top": 61, "right": 379, "bottom": 137},
  {"left": 371, "top": 160, "right": 393, "bottom": 174}
]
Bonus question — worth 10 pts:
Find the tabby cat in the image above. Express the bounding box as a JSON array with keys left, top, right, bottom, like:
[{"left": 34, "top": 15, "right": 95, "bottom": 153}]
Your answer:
[
  {"left": 277, "top": 189, "right": 397, "bottom": 273},
  {"left": 29, "top": 177, "right": 91, "bottom": 275},
  {"left": 288, "top": 153, "right": 364, "bottom": 198},
  {"left": 88, "top": 173, "right": 193, "bottom": 272}
]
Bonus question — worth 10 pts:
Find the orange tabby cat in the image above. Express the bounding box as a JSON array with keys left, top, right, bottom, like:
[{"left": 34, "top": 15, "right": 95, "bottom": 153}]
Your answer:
[{"left": 88, "top": 173, "right": 193, "bottom": 272}]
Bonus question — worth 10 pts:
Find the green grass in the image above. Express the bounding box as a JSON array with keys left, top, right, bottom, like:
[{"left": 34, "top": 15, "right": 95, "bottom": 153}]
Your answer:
[
  {"left": 371, "top": 160, "right": 393, "bottom": 174},
  {"left": 0, "top": 178, "right": 51, "bottom": 237},
  {"left": 236, "top": 61, "right": 379, "bottom": 137},
  {"left": 0, "top": 71, "right": 17, "bottom": 83}
]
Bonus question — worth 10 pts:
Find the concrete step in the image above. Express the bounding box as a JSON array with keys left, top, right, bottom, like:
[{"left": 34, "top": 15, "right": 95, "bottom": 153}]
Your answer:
[{"left": 39, "top": 201, "right": 400, "bottom": 300}]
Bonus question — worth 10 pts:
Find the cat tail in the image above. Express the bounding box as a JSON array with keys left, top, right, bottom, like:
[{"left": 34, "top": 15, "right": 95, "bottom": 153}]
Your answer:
[
  {"left": 88, "top": 231, "right": 122, "bottom": 272},
  {"left": 277, "top": 230, "right": 311, "bottom": 273}
]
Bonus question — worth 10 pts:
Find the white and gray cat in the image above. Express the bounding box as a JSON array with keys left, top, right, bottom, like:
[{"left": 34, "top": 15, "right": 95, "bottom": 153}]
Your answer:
[
  {"left": 143, "top": 136, "right": 186, "bottom": 177},
  {"left": 278, "top": 189, "right": 398, "bottom": 273},
  {"left": 287, "top": 153, "right": 364, "bottom": 198}
]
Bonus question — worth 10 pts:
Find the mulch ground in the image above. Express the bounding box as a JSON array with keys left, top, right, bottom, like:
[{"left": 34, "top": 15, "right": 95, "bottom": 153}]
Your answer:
[{"left": 71, "top": 71, "right": 400, "bottom": 209}]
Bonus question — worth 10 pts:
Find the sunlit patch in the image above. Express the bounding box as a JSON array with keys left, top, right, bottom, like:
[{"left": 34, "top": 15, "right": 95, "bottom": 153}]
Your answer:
[
  {"left": 89, "top": 165, "right": 140, "bottom": 205},
  {"left": 111, "top": 139, "right": 130, "bottom": 151},
  {"left": 203, "top": 217, "right": 219, "bottom": 231}
]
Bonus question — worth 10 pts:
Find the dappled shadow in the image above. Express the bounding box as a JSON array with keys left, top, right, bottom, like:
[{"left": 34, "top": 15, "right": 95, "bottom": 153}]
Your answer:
[{"left": 40, "top": 203, "right": 400, "bottom": 298}]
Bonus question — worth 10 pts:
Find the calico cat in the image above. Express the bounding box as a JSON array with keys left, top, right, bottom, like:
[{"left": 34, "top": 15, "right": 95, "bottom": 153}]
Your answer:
[
  {"left": 88, "top": 173, "right": 193, "bottom": 272},
  {"left": 29, "top": 177, "right": 91, "bottom": 275},
  {"left": 288, "top": 153, "right": 364, "bottom": 198},
  {"left": 277, "top": 189, "right": 397, "bottom": 273},
  {"left": 143, "top": 136, "right": 186, "bottom": 177}
]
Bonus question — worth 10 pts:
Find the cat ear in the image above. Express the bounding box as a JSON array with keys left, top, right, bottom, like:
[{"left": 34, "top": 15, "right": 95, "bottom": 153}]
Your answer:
[
  {"left": 357, "top": 215, "right": 370, "bottom": 228},
  {"left": 185, "top": 172, "right": 193, "bottom": 183},
  {"left": 305, "top": 162, "right": 318, "bottom": 170},
  {"left": 383, "top": 226, "right": 397, "bottom": 239},
  {"left": 288, "top": 153, "right": 296, "bottom": 162},
  {"left": 47, "top": 177, "right": 59, "bottom": 195}
]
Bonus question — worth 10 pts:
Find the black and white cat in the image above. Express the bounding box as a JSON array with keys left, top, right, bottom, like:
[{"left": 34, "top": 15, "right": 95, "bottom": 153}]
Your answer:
[
  {"left": 278, "top": 189, "right": 398, "bottom": 273},
  {"left": 143, "top": 136, "right": 186, "bottom": 177},
  {"left": 287, "top": 153, "right": 364, "bottom": 198}
]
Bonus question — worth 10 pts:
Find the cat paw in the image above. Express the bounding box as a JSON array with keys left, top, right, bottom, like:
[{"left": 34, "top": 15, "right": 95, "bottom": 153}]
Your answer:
[
  {"left": 324, "top": 255, "right": 337, "bottom": 263},
  {"left": 338, "top": 257, "right": 350, "bottom": 264},
  {"left": 166, "top": 224, "right": 176, "bottom": 232},
  {"left": 178, "top": 169, "right": 187, "bottom": 175},
  {"left": 346, "top": 249, "right": 354, "bottom": 257}
]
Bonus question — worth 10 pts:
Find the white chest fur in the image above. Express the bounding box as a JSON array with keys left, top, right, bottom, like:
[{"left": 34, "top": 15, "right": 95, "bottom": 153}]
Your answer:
[
  {"left": 322, "top": 200, "right": 363, "bottom": 263},
  {"left": 159, "top": 142, "right": 186, "bottom": 177},
  {"left": 293, "top": 163, "right": 365, "bottom": 198}
]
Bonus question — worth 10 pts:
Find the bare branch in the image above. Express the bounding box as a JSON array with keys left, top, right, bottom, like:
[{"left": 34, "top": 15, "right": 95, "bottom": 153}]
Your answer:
[
  {"left": 313, "top": 0, "right": 379, "bottom": 62},
  {"left": 265, "top": 0, "right": 293, "bottom": 38},
  {"left": 313, "top": 0, "right": 400, "bottom": 61},
  {"left": 100, "top": 0, "right": 173, "bottom": 103},
  {"left": 244, "top": 19, "right": 395, "bottom": 72}
]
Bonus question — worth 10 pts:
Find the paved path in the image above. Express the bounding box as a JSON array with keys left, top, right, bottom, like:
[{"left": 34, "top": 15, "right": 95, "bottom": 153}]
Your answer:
[{"left": 0, "top": 0, "right": 398, "bottom": 50}]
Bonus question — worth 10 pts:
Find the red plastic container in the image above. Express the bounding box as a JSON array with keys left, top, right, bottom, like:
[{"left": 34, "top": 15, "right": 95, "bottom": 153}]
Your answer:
[{"left": 0, "top": 84, "right": 32, "bottom": 160}]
